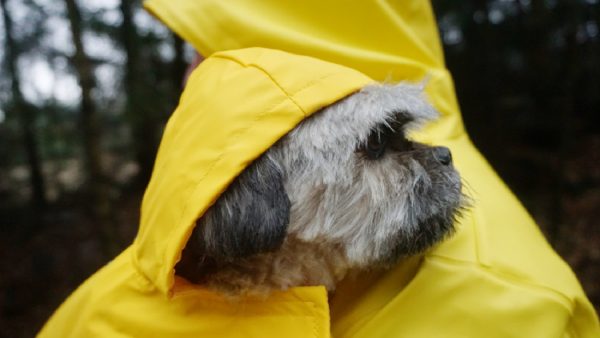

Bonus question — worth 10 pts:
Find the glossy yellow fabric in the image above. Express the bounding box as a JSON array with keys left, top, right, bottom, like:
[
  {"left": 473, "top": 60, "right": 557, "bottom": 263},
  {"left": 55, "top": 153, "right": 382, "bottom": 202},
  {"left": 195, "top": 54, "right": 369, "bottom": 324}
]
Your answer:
[{"left": 39, "top": 0, "right": 600, "bottom": 337}]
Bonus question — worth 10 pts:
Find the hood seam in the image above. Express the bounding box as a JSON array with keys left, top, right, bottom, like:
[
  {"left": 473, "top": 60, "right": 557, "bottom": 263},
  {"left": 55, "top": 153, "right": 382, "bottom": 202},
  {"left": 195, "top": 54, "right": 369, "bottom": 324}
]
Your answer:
[
  {"left": 212, "top": 53, "right": 308, "bottom": 117},
  {"left": 212, "top": 52, "right": 364, "bottom": 118}
]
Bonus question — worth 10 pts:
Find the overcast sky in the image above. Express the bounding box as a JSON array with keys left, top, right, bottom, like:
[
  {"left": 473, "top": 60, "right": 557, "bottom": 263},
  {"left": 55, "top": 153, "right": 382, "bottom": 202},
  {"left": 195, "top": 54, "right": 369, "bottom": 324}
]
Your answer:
[{"left": 0, "top": 0, "right": 178, "bottom": 124}]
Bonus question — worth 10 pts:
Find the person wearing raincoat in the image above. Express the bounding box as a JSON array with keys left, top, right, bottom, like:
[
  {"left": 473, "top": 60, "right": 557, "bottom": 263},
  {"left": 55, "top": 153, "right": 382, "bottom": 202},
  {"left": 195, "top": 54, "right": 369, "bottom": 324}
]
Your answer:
[{"left": 38, "top": 1, "right": 599, "bottom": 337}]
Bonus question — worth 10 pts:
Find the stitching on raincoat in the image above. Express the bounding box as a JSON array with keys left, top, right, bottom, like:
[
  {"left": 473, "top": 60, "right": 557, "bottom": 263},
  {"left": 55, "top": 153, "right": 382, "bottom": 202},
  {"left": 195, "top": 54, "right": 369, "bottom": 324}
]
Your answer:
[
  {"left": 212, "top": 53, "right": 361, "bottom": 117},
  {"left": 309, "top": 306, "right": 319, "bottom": 338}
]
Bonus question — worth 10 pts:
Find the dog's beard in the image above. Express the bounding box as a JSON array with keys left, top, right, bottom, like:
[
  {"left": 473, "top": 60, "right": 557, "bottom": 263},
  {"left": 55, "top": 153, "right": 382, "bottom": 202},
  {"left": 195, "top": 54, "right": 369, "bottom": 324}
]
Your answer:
[
  {"left": 380, "top": 151, "right": 466, "bottom": 263},
  {"left": 284, "top": 144, "right": 466, "bottom": 269}
]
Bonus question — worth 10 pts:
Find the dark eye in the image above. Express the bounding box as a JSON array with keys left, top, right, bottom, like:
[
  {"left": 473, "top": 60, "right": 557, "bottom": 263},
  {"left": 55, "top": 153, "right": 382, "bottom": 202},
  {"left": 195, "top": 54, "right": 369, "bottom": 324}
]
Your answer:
[
  {"left": 365, "top": 129, "right": 389, "bottom": 159},
  {"left": 391, "top": 136, "right": 413, "bottom": 152}
]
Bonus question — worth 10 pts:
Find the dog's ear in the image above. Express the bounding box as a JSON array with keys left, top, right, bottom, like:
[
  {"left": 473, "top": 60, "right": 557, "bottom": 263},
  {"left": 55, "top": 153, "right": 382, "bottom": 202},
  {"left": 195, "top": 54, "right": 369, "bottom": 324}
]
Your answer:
[{"left": 193, "top": 154, "right": 290, "bottom": 260}]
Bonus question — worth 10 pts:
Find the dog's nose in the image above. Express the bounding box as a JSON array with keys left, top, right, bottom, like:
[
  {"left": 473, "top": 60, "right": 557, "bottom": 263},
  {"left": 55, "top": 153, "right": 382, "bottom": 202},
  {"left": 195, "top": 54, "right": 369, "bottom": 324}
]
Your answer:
[{"left": 433, "top": 146, "right": 452, "bottom": 165}]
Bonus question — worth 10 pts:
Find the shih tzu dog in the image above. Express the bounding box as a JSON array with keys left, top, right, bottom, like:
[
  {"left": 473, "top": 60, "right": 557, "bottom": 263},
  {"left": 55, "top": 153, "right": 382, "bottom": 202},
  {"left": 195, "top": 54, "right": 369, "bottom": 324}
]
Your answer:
[{"left": 177, "top": 83, "right": 466, "bottom": 295}]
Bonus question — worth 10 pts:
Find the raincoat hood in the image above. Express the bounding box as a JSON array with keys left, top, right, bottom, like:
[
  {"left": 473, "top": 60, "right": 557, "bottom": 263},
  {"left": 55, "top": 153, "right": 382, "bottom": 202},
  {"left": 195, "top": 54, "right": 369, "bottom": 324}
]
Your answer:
[
  {"left": 39, "top": 1, "right": 599, "bottom": 337},
  {"left": 133, "top": 47, "right": 372, "bottom": 296}
]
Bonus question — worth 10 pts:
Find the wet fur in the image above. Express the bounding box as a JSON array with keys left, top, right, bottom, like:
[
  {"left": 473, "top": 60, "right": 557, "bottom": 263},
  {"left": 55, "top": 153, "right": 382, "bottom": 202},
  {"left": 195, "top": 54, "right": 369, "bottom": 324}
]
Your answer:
[{"left": 177, "top": 83, "right": 467, "bottom": 295}]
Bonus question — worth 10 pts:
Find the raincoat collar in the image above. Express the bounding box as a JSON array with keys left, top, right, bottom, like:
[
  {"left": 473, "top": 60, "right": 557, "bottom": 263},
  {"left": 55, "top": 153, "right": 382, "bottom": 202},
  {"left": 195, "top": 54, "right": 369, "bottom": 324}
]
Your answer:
[{"left": 131, "top": 47, "right": 373, "bottom": 296}]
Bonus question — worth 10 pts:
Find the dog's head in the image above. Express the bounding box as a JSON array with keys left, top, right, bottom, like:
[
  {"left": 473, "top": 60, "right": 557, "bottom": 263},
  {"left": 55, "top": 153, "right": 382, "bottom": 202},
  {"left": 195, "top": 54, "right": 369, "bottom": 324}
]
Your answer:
[{"left": 187, "top": 83, "right": 465, "bottom": 274}]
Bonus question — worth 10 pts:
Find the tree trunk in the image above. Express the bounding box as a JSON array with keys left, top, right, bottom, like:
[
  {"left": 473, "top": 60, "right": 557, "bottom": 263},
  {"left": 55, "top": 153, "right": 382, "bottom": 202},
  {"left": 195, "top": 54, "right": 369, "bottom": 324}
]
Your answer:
[
  {"left": 64, "top": 0, "right": 115, "bottom": 254},
  {"left": 119, "top": 0, "right": 158, "bottom": 187},
  {"left": 0, "top": 0, "right": 46, "bottom": 210},
  {"left": 551, "top": 0, "right": 580, "bottom": 245},
  {"left": 172, "top": 34, "right": 187, "bottom": 90}
]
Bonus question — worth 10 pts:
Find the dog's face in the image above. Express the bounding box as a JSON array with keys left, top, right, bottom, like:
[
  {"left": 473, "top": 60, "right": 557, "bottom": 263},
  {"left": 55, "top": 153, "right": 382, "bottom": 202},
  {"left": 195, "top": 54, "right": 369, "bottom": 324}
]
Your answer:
[{"left": 189, "top": 83, "right": 464, "bottom": 275}]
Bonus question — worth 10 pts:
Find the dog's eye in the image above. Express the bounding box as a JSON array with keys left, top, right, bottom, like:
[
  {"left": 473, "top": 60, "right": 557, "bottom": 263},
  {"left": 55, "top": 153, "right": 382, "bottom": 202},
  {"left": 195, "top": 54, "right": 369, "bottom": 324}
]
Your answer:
[
  {"left": 391, "top": 136, "right": 413, "bottom": 152},
  {"left": 365, "top": 129, "right": 389, "bottom": 159}
]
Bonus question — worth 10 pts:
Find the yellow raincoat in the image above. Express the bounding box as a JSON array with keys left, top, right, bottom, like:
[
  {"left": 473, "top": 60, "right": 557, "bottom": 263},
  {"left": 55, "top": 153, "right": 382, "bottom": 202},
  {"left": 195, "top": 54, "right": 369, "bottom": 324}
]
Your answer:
[{"left": 39, "top": 1, "right": 599, "bottom": 337}]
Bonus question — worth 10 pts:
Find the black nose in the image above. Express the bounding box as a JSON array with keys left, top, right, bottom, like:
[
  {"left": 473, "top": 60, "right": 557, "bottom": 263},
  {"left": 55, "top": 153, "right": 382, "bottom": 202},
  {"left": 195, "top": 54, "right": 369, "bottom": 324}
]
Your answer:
[{"left": 433, "top": 146, "right": 452, "bottom": 165}]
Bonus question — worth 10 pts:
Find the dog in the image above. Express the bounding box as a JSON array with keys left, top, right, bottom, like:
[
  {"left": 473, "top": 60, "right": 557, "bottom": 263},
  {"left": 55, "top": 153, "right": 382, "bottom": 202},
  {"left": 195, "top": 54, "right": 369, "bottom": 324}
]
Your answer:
[{"left": 176, "top": 82, "right": 466, "bottom": 295}]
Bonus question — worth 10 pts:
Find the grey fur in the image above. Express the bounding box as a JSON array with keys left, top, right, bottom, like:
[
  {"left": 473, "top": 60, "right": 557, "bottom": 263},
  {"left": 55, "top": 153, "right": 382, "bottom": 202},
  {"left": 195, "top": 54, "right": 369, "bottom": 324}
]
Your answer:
[
  {"left": 178, "top": 82, "right": 467, "bottom": 294},
  {"left": 194, "top": 154, "right": 290, "bottom": 259}
]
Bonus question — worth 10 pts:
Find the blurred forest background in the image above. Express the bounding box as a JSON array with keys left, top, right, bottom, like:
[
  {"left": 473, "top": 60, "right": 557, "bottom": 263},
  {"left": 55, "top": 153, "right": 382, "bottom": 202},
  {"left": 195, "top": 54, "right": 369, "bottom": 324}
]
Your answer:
[{"left": 0, "top": 0, "right": 598, "bottom": 336}]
